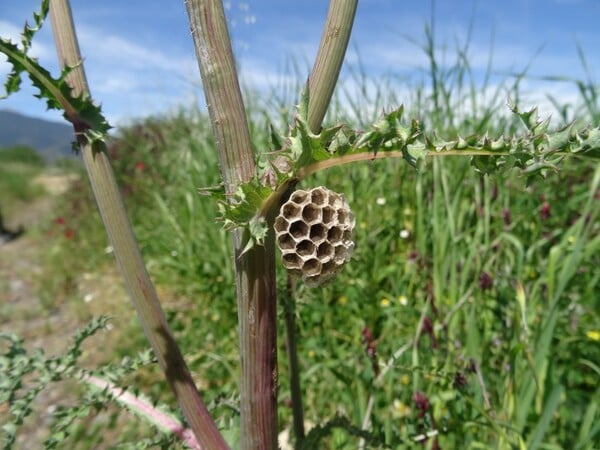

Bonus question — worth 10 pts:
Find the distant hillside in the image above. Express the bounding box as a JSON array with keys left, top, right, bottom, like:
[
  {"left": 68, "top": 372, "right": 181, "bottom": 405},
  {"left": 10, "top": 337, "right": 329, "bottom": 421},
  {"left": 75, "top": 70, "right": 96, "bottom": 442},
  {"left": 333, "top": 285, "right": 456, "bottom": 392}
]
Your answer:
[{"left": 0, "top": 109, "right": 77, "bottom": 162}]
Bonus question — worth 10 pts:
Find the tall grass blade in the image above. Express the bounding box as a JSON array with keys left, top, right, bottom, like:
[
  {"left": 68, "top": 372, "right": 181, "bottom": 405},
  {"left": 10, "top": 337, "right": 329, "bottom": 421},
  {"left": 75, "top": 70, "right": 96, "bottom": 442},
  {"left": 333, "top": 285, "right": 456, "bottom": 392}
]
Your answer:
[{"left": 526, "top": 383, "right": 563, "bottom": 450}]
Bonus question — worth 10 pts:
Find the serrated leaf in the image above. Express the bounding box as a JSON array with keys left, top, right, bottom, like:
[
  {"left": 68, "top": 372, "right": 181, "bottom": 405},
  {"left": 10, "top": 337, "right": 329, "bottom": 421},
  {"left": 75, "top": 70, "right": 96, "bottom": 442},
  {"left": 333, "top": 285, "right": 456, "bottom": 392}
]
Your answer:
[
  {"left": 248, "top": 215, "right": 268, "bottom": 245},
  {"left": 404, "top": 144, "right": 428, "bottom": 167},
  {"left": 216, "top": 180, "right": 274, "bottom": 251},
  {"left": 21, "top": 0, "right": 49, "bottom": 51},
  {"left": 238, "top": 230, "right": 256, "bottom": 257},
  {"left": 579, "top": 127, "right": 600, "bottom": 157},
  {"left": 268, "top": 123, "right": 283, "bottom": 150},
  {"left": 0, "top": 38, "right": 111, "bottom": 150}
]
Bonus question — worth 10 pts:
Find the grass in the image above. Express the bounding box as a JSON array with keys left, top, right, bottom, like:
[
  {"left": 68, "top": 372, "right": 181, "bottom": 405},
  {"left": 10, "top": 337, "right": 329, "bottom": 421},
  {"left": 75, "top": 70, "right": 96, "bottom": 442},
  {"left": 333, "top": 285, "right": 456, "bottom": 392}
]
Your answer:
[
  {"left": 0, "top": 163, "right": 46, "bottom": 221},
  {"left": 3, "top": 20, "right": 600, "bottom": 450}
]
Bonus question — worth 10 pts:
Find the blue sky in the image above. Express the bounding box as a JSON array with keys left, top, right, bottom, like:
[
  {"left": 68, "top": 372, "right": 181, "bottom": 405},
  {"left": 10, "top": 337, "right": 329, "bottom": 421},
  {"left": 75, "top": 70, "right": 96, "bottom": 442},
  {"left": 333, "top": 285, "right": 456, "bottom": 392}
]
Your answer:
[{"left": 1, "top": 0, "right": 599, "bottom": 126}]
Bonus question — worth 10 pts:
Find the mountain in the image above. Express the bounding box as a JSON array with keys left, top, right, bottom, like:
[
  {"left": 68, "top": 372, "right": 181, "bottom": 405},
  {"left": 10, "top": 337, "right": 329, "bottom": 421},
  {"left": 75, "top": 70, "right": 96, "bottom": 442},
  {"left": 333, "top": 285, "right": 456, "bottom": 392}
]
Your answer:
[{"left": 0, "top": 109, "right": 77, "bottom": 162}]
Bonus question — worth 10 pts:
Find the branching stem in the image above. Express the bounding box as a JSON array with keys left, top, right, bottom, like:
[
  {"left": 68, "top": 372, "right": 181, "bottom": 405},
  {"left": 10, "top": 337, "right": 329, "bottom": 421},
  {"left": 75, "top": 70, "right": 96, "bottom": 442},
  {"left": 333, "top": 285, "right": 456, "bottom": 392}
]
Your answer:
[
  {"left": 185, "top": 1, "right": 277, "bottom": 448},
  {"left": 49, "top": 1, "right": 228, "bottom": 448}
]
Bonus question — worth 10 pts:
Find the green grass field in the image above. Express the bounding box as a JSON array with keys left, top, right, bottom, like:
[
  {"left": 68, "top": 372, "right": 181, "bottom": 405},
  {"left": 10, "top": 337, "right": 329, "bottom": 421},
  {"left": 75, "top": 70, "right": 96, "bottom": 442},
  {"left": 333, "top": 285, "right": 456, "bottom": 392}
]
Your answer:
[{"left": 2, "top": 28, "right": 599, "bottom": 450}]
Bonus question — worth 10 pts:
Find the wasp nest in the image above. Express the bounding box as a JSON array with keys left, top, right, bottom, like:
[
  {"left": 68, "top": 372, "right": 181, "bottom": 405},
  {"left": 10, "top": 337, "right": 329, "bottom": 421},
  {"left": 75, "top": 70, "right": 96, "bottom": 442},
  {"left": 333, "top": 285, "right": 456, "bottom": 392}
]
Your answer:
[{"left": 274, "top": 186, "right": 355, "bottom": 287}]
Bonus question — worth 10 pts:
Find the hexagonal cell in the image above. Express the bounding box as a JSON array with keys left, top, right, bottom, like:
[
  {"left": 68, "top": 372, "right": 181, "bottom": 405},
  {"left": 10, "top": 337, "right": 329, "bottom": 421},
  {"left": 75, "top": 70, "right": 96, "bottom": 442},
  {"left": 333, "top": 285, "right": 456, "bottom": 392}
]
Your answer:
[
  {"left": 333, "top": 244, "right": 347, "bottom": 264},
  {"left": 345, "top": 210, "right": 356, "bottom": 228},
  {"left": 303, "top": 275, "right": 320, "bottom": 287},
  {"left": 282, "top": 202, "right": 302, "bottom": 219},
  {"left": 289, "top": 220, "right": 309, "bottom": 239},
  {"left": 321, "top": 206, "right": 335, "bottom": 225},
  {"left": 274, "top": 216, "right": 289, "bottom": 233},
  {"left": 296, "top": 239, "right": 316, "bottom": 257},
  {"left": 277, "top": 233, "right": 296, "bottom": 250},
  {"left": 302, "top": 204, "right": 321, "bottom": 224},
  {"left": 317, "top": 242, "right": 334, "bottom": 259},
  {"left": 309, "top": 223, "right": 327, "bottom": 243},
  {"left": 321, "top": 260, "right": 338, "bottom": 274},
  {"left": 327, "top": 227, "right": 342, "bottom": 242},
  {"left": 329, "top": 195, "right": 343, "bottom": 209},
  {"left": 343, "top": 229, "right": 353, "bottom": 242},
  {"left": 302, "top": 258, "right": 322, "bottom": 276},
  {"left": 337, "top": 209, "right": 348, "bottom": 224},
  {"left": 282, "top": 253, "right": 302, "bottom": 269},
  {"left": 310, "top": 188, "right": 327, "bottom": 206},
  {"left": 290, "top": 190, "right": 310, "bottom": 205}
]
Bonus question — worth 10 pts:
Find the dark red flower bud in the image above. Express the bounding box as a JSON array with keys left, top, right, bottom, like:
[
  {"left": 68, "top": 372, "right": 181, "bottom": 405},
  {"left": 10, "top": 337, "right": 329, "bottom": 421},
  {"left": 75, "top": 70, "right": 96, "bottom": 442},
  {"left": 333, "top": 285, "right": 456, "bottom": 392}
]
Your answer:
[
  {"left": 361, "top": 327, "right": 373, "bottom": 344},
  {"left": 420, "top": 316, "right": 438, "bottom": 349},
  {"left": 540, "top": 201, "right": 551, "bottom": 220},
  {"left": 502, "top": 208, "right": 511, "bottom": 226},
  {"left": 453, "top": 371, "right": 468, "bottom": 389},
  {"left": 413, "top": 391, "right": 430, "bottom": 418},
  {"left": 479, "top": 271, "right": 493, "bottom": 290}
]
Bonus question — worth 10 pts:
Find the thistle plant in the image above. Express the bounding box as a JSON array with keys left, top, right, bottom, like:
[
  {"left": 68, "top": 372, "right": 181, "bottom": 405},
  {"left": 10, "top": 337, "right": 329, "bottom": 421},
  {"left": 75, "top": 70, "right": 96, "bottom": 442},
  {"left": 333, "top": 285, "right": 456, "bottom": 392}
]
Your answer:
[{"left": 1, "top": 0, "right": 599, "bottom": 449}]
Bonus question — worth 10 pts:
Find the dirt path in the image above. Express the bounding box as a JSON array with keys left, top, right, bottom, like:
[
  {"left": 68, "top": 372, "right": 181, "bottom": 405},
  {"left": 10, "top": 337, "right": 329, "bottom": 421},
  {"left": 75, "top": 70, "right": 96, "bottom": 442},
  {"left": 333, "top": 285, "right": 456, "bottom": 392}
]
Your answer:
[
  {"left": 1, "top": 172, "right": 78, "bottom": 342},
  {"left": 0, "top": 172, "right": 134, "bottom": 448}
]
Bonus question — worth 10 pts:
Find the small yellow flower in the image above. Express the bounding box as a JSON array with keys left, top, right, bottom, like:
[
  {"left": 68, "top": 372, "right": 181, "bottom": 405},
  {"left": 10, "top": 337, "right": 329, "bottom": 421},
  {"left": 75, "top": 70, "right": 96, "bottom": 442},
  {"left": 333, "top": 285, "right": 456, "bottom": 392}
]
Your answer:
[
  {"left": 360, "top": 221, "right": 367, "bottom": 229},
  {"left": 380, "top": 298, "right": 391, "bottom": 307},
  {"left": 586, "top": 330, "right": 600, "bottom": 341},
  {"left": 400, "top": 374, "right": 410, "bottom": 385},
  {"left": 307, "top": 349, "right": 315, "bottom": 358},
  {"left": 392, "top": 399, "right": 411, "bottom": 418},
  {"left": 398, "top": 295, "right": 408, "bottom": 306},
  {"left": 338, "top": 295, "right": 348, "bottom": 305}
]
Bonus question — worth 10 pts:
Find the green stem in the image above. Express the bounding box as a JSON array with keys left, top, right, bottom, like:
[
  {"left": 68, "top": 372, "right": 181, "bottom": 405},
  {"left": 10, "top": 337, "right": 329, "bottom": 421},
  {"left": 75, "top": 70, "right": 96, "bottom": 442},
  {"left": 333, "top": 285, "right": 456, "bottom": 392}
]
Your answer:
[
  {"left": 257, "top": 148, "right": 511, "bottom": 222},
  {"left": 277, "top": 5, "right": 358, "bottom": 444},
  {"left": 185, "top": 1, "right": 279, "bottom": 448},
  {"left": 185, "top": 0, "right": 255, "bottom": 194},
  {"left": 297, "top": 148, "right": 511, "bottom": 179},
  {"left": 307, "top": 0, "right": 358, "bottom": 132},
  {"left": 0, "top": 41, "right": 81, "bottom": 122},
  {"left": 49, "top": 1, "right": 228, "bottom": 448},
  {"left": 282, "top": 275, "right": 305, "bottom": 447}
]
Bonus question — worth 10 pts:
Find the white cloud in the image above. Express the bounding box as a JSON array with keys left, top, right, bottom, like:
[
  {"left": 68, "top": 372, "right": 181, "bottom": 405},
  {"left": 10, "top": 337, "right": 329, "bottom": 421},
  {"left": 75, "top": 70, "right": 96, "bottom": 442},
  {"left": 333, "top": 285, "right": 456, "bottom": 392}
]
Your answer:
[
  {"left": 0, "top": 20, "right": 24, "bottom": 43},
  {"left": 77, "top": 26, "right": 178, "bottom": 71},
  {"left": 238, "top": 58, "right": 302, "bottom": 91},
  {"left": 0, "top": 19, "right": 58, "bottom": 70}
]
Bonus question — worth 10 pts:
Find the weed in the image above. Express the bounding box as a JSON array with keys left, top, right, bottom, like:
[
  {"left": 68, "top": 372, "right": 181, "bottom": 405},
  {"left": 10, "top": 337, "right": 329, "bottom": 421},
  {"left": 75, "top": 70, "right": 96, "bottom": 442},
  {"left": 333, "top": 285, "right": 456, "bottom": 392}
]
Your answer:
[{"left": 1, "top": 1, "right": 598, "bottom": 449}]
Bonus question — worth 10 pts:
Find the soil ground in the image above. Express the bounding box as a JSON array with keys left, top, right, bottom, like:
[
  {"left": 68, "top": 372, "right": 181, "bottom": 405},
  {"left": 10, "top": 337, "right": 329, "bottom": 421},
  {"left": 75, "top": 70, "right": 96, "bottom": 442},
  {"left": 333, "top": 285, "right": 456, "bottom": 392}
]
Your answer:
[{"left": 0, "top": 172, "right": 134, "bottom": 448}]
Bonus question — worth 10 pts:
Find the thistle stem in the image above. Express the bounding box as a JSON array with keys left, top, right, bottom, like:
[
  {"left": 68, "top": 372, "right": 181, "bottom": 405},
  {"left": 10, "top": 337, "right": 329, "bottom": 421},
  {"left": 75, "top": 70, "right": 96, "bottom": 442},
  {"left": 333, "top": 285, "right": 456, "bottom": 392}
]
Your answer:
[
  {"left": 49, "top": 1, "right": 228, "bottom": 448},
  {"left": 185, "top": 1, "right": 278, "bottom": 448},
  {"left": 282, "top": 275, "right": 305, "bottom": 446},
  {"left": 297, "top": 149, "right": 511, "bottom": 179},
  {"left": 307, "top": 0, "right": 359, "bottom": 132}
]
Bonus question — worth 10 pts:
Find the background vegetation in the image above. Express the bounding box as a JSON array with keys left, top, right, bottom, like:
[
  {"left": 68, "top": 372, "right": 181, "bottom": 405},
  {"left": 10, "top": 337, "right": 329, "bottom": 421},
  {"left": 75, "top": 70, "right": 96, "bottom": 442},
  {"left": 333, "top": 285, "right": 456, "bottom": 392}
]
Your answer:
[
  {"left": 2, "top": 18, "right": 599, "bottom": 450},
  {"left": 0, "top": 146, "right": 47, "bottom": 218}
]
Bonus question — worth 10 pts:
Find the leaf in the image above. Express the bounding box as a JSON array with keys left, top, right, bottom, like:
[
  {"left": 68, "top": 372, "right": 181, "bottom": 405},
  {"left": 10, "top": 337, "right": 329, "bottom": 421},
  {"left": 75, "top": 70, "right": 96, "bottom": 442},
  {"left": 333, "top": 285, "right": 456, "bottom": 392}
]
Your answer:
[
  {"left": 215, "top": 96, "right": 599, "bottom": 248},
  {"left": 0, "top": 35, "right": 111, "bottom": 151},
  {"left": 216, "top": 181, "right": 274, "bottom": 253},
  {"left": 21, "top": 0, "right": 50, "bottom": 50}
]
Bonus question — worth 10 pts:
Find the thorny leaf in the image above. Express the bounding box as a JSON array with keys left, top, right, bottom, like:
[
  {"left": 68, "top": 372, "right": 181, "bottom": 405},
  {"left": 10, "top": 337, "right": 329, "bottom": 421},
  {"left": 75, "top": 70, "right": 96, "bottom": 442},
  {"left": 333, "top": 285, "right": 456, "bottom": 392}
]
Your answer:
[
  {"left": 0, "top": 7, "right": 111, "bottom": 153},
  {"left": 209, "top": 99, "right": 599, "bottom": 252},
  {"left": 2, "top": 0, "right": 597, "bottom": 256}
]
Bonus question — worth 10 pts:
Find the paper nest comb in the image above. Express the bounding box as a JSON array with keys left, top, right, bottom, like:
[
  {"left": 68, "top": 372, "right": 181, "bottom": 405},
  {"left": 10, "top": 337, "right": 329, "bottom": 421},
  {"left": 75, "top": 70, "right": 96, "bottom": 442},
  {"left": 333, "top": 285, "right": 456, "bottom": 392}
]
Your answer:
[{"left": 274, "top": 186, "right": 355, "bottom": 287}]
